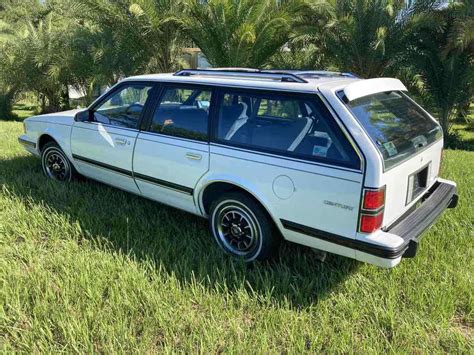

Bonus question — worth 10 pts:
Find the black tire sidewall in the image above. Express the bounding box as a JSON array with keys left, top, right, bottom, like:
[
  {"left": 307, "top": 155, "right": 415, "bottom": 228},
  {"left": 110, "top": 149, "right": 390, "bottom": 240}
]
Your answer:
[
  {"left": 210, "top": 193, "right": 278, "bottom": 262},
  {"left": 41, "top": 143, "right": 73, "bottom": 182}
]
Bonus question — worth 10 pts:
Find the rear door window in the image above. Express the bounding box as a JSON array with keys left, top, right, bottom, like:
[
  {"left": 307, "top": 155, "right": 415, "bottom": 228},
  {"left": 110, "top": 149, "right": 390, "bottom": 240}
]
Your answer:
[
  {"left": 150, "top": 86, "right": 212, "bottom": 141},
  {"left": 215, "top": 90, "right": 360, "bottom": 169}
]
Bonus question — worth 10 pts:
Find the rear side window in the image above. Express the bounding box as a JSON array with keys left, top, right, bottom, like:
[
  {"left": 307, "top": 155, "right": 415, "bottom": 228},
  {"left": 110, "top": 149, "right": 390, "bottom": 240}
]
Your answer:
[
  {"left": 150, "top": 86, "right": 212, "bottom": 141},
  {"left": 215, "top": 90, "right": 360, "bottom": 169},
  {"left": 342, "top": 91, "right": 442, "bottom": 169}
]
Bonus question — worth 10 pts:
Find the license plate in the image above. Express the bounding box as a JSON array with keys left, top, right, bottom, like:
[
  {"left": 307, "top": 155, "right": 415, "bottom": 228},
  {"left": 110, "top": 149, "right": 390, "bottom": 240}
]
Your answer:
[{"left": 406, "top": 164, "right": 430, "bottom": 205}]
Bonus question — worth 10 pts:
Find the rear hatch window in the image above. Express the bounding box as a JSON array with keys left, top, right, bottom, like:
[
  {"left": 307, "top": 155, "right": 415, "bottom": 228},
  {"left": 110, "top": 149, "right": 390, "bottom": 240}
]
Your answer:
[{"left": 341, "top": 91, "right": 442, "bottom": 169}]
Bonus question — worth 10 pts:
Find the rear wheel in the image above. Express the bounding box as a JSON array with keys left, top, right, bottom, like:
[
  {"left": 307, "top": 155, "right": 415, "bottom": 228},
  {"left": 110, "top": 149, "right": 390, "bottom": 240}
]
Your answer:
[
  {"left": 209, "top": 193, "right": 280, "bottom": 262},
  {"left": 41, "top": 142, "right": 76, "bottom": 182}
]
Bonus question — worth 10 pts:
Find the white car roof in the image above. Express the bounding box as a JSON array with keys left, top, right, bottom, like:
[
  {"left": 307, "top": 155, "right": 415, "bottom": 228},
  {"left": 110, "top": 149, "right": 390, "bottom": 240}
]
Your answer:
[
  {"left": 125, "top": 70, "right": 407, "bottom": 99},
  {"left": 124, "top": 71, "right": 359, "bottom": 94}
]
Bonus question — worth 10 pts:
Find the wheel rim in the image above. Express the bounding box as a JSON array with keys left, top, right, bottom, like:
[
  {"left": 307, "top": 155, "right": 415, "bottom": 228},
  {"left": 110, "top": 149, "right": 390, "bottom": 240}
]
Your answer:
[
  {"left": 44, "top": 149, "right": 70, "bottom": 181},
  {"left": 215, "top": 205, "right": 259, "bottom": 256}
]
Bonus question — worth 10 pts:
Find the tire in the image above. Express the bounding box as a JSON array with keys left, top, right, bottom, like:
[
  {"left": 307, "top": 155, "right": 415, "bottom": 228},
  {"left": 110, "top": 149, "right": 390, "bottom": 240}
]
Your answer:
[
  {"left": 41, "top": 142, "right": 76, "bottom": 182},
  {"left": 209, "top": 192, "right": 280, "bottom": 262}
]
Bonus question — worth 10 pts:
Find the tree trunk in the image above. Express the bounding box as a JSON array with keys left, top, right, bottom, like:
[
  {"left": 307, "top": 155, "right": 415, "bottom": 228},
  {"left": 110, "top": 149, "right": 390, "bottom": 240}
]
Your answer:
[
  {"left": 40, "top": 94, "right": 46, "bottom": 113},
  {"left": 44, "top": 91, "right": 61, "bottom": 113},
  {"left": 61, "top": 85, "right": 70, "bottom": 110},
  {"left": 0, "top": 88, "right": 16, "bottom": 120},
  {"left": 440, "top": 108, "right": 450, "bottom": 138}
]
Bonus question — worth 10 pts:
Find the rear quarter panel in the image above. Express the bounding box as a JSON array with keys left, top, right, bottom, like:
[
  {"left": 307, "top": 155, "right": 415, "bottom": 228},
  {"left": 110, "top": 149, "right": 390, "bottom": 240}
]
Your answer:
[{"left": 198, "top": 144, "right": 363, "bottom": 257}]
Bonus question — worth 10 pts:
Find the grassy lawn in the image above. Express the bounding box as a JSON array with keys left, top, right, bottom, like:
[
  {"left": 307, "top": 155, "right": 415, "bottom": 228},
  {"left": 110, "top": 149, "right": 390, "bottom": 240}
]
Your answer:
[
  {"left": 0, "top": 120, "right": 473, "bottom": 352},
  {"left": 11, "top": 102, "right": 37, "bottom": 121}
]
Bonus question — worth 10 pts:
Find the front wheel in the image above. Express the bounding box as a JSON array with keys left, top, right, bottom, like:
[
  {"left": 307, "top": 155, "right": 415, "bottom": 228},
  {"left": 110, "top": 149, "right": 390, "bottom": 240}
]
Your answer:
[
  {"left": 41, "top": 142, "right": 76, "bottom": 182},
  {"left": 209, "top": 193, "right": 280, "bottom": 262}
]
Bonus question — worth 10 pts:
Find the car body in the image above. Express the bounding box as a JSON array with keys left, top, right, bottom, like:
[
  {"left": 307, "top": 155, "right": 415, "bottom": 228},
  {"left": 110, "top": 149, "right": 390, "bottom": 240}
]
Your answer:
[{"left": 19, "top": 68, "right": 458, "bottom": 267}]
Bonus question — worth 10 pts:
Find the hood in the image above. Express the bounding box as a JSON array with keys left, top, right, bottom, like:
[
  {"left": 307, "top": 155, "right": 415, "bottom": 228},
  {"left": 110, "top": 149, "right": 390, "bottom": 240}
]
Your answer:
[{"left": 26, "top": 109, "right": 83, "bottom": 126}]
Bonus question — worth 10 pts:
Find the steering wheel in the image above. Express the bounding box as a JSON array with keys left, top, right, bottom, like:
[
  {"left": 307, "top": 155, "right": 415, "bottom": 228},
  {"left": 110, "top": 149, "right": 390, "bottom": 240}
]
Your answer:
[{"left": 125, "top": 103, "right": 144, "bottom": 115}]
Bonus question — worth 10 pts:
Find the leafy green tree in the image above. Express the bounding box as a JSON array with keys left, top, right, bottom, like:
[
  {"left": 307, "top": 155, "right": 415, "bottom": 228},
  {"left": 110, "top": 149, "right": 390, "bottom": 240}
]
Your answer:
[{"left": 183, "top": 0, "right": 306, "bottom": 68}]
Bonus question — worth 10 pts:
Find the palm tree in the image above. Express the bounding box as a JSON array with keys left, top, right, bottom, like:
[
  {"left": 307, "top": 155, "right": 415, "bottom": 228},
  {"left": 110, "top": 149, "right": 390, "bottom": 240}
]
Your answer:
[
  {"left": 0, "top": 13, "right": 70, "bottom": 113},
  {"left": 402, "top": 0, "right": 474, "bottom": 135},
  {"left": 183, "top": 0, "right": 306, "bottom": 68},
  {"left": 267, "top": 0, "right": 334, "bottom": 70},
  {"left": 72, "top": 0, "right": 186, "bottom": 80},
  {"left": 0, "top": 20, "right": 17, "bottom": 119},
  {"left": 0, "top": 81, "right": 17, "bottom": 120},
  {"left": 130, "top": 0, "right": 187, "bottom": 73},
  {"left": 267, "top": 38, "right": 329, "bottom": 70},
  {"left": 321, "top": 0, "right": 411, "bottom": 78},
  {"left": 0, "top": 0, "right": 50, "bottom": 118},
  {"left": 0, "top": 0, "right": 48, "bottom": 25}
]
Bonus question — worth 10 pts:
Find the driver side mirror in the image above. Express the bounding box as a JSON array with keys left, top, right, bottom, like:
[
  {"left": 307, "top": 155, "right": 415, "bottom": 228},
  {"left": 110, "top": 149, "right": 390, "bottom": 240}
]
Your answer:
[{"left": 74, "top": 109, "right": 92, "bottom": 122}]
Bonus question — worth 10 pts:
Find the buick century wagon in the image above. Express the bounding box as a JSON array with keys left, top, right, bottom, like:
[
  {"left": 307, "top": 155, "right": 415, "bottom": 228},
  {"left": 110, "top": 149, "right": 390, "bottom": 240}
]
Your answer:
[{"left": 19, "top": 69, "right": 458, "bottom": 267}]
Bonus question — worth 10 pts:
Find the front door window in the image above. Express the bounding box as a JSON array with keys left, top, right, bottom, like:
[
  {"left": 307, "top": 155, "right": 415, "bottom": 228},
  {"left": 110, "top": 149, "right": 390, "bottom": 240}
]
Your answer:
[{"left": 93, "top": 84, "right": 154, "bottom": 129}]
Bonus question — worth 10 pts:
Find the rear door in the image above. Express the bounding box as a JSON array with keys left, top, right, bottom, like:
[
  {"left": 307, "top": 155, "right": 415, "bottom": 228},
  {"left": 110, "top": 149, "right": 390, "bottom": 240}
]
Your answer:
[
  {"left": 132, "top": 84, "right": 213, "bottom": 214},
  {"left": 71, "top": 82, "right": 155, "bottom": 193}
]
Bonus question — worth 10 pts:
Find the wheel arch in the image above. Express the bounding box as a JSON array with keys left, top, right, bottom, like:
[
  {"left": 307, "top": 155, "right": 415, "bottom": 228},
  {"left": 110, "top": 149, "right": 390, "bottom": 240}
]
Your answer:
[
  {"left": 36, "top": 127, "right": 79, "bottom": 171},
  {"left": 37, "top": 133, "right": 58, "bottom": 152},
  {"left": 197, "top": 178, "right": 282, "bottom": 233},
  {"left": 36, "top": 124, "right": 74, "bottom": 158}
]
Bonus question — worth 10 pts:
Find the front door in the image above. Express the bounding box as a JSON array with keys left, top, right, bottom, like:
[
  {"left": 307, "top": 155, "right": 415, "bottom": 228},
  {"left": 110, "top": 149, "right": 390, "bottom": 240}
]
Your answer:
[
  {"left": 133, "top": 84, "right": 213, "bottom": 214},
  {"left": 71, "top": 82, "right": 155, "bottom": 193}
]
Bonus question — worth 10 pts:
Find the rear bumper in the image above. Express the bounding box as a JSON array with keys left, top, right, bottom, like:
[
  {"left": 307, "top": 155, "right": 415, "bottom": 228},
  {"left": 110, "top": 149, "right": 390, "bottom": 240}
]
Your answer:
[
  {"left": 349, "top": 179, "right": 457, "bottom": 267},
  {"left": 384, "top": 179, "right": 458, "bottom": 258},
  {"left": 280, "top": 179, "right": 457, "bottom": 267}
]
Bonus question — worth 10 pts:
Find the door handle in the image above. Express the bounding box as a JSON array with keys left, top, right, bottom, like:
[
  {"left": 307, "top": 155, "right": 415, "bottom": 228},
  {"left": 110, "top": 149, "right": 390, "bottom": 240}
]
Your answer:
[
  {"left": 115, "top": 137, "right": 128, "bottom": 145},
  {"left": 186, "top": 152, "right": 202, "bottom": 161}
]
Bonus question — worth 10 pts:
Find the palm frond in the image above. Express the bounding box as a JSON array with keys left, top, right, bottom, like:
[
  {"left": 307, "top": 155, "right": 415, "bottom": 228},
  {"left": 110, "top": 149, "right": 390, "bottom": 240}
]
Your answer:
[{"left": 183, "top": 0, "right": 304, "bottom": 68}]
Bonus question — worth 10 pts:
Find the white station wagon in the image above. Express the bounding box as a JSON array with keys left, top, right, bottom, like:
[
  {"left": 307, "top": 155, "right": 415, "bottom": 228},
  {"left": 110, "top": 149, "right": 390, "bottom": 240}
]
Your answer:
[{"left": 19, "top": 69, "right": 458, "bottom": 268}]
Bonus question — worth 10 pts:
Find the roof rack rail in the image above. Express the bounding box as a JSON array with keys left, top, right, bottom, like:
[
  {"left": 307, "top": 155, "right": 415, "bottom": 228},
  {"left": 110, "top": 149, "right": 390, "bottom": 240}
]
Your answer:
[
  {"left": 174, "top": 68, "right": 308, "bottom": 83},
  {"left": 295, "top": 70, "right": 360, "bottom": 79}
]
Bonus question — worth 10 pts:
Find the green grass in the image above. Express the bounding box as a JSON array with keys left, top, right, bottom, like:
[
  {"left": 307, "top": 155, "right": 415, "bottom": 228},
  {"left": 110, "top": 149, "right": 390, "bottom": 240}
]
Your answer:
[
  {"left": 11, "top": 102, "right": 37, "bottom": 121},
  {"left": 1, "top": 121, "right": 473, "bottom": 352}
]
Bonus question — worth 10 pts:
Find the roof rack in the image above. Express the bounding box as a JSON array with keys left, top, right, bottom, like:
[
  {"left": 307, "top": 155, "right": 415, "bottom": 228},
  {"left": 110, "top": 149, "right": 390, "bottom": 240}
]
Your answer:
[
  {"left": 296, "top": 71, "right": 360, "bottom": 79},
  {"left": 174, "top": 68, "right": 308, "bottom": 83}
]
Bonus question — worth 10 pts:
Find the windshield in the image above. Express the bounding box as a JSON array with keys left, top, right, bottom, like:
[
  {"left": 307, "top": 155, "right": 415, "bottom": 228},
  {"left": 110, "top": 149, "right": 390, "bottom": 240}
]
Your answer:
[{"left": 343, "top": 91, "right": 442, "bottom": 169}]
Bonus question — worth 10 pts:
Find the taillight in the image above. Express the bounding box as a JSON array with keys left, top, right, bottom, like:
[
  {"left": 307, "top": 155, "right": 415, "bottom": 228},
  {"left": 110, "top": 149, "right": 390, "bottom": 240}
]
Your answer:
[
  {"left": 360, "top": 212, "right": 384, "bottom": 233},
  {"left": 359, "top": 186, "right": 385, "bottom": 233},
  {"left": 363, "top": 189, "right": 385, "bottom": 210}
]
